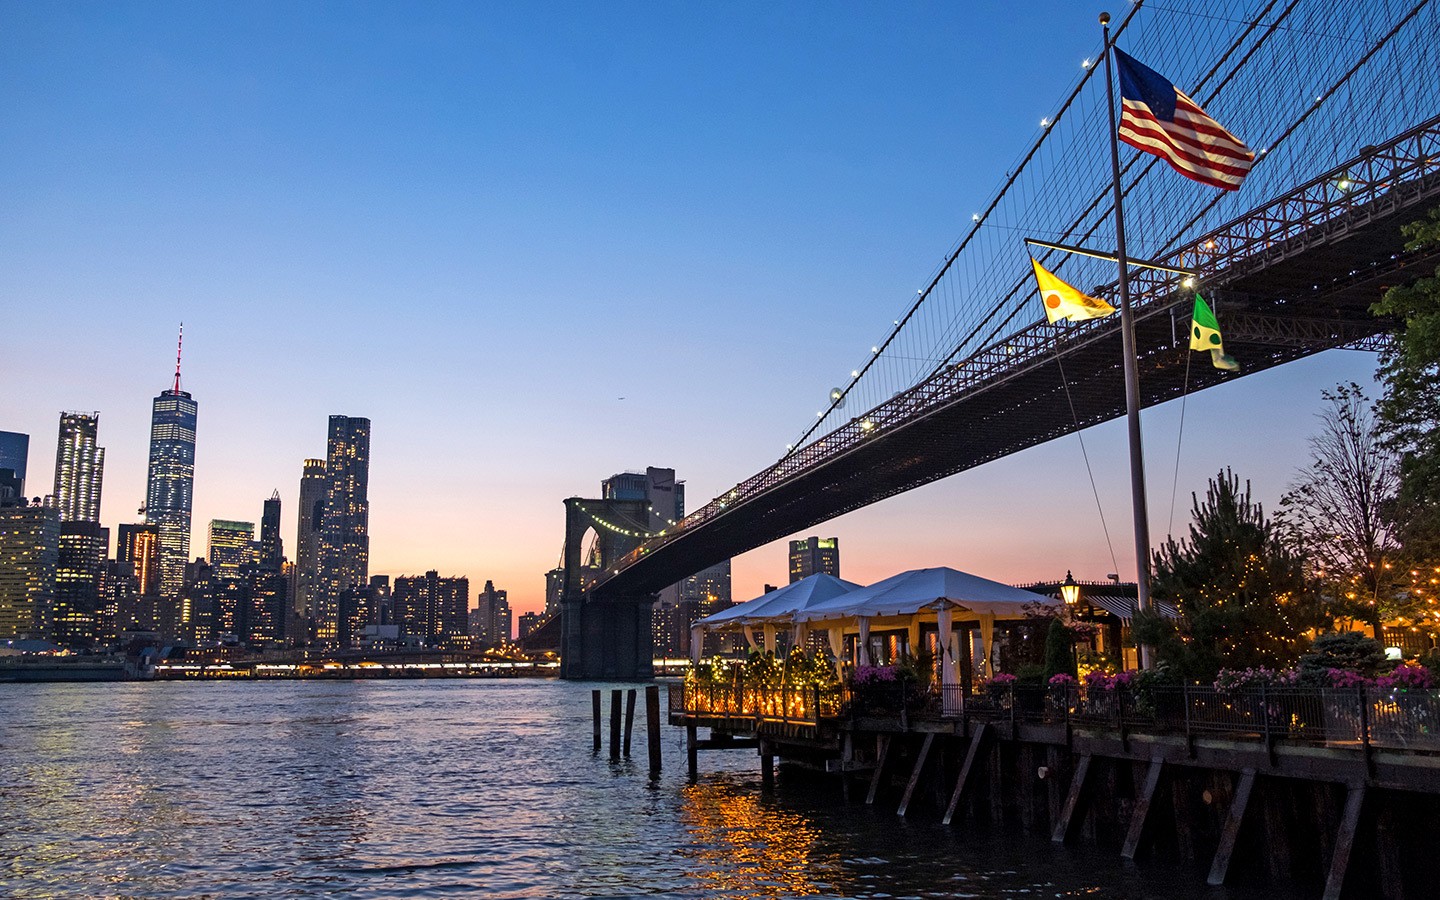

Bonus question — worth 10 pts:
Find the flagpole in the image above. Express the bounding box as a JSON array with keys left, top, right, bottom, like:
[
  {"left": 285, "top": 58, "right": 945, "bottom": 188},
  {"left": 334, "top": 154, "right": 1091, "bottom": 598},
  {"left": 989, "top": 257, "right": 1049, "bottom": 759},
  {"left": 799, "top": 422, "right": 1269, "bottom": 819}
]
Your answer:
[{"left": 1100, "top": 11, "right": 1155, "bottom": 669}]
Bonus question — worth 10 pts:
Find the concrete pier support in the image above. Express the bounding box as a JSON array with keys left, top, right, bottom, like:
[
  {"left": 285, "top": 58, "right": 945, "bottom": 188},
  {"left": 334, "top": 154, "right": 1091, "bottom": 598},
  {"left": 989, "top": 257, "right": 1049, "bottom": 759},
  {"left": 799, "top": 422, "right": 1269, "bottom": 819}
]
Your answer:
[
  {"left": 560, "top": 592, "right": 655, "bottom": 679},
  {"left": 557, "top": 497, "right": 656, "bottom": 680}
]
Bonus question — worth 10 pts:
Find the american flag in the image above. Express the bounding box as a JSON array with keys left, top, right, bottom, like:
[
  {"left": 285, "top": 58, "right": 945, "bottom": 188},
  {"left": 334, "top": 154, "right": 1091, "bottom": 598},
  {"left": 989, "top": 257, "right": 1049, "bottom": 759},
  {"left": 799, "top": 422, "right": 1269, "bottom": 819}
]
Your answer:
[{"left": 1113, "top": 48, "right": 1254, "bottom": 191}]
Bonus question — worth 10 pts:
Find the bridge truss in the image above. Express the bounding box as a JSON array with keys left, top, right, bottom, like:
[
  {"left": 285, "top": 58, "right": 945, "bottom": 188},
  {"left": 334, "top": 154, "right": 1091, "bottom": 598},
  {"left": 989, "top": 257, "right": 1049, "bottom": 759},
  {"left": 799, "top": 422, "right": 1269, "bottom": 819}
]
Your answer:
[{"left": 590, "top": 0, "right": 1440, "bottom": 600}]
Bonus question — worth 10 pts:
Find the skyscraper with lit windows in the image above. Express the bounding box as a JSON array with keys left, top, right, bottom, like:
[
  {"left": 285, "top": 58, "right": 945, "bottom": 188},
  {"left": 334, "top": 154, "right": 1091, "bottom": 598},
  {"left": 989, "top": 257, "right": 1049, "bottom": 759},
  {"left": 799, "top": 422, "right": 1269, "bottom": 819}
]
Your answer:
[
  {"left": 0, "top": 431, "right": 29, "bottom": 502},
  {"left": 53, "top": 412, "right": 105, "bottom": 523},
  {"left": 292, "top": 458, "right": 327, "bottom": 638},
  {"left": 315, "top": 416, "right": 369, "bottom": 643},
  {"left": 788, "top": 537, "right": 840, "bottom": 583},
  {"left": 0, "top": 504, "right": 60, "bottom": 640},
  {"left": 145, "top": 331, "right": 198, "bottom": 599}
]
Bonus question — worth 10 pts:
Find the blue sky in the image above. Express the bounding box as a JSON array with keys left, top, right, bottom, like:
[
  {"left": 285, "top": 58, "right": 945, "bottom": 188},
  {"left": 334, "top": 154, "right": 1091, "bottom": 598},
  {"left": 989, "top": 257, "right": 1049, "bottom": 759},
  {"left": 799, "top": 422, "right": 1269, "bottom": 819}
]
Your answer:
[{"left": 0, "top": 2, "right": 1383, "bottom": 613}]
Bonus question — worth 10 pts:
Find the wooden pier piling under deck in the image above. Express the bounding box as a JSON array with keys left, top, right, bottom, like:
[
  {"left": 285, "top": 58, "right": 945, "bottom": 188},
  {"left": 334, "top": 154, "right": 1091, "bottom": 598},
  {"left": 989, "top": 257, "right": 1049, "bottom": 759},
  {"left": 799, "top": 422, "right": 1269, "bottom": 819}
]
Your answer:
[
  {"left": 591, "top": 690, "right": 602, "bottom": 752},
  {"left": 645, "top": 685, "right": 662, "bottom": 772},
  {"left": 623, "top": 689, "right": 637, "bottom": 757},
  {"left": 668, "top": 678, "right": 1440, "bottom": 898},
  {"left": 609, "top": 689, "right": 622, "bottom": 761}
]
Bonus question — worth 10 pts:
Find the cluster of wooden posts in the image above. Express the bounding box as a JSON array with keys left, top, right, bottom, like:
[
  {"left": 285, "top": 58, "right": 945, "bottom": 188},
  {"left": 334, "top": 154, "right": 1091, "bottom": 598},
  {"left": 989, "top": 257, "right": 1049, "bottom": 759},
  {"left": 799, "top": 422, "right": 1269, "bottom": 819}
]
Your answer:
[{"left": 591, "top": 686, "right": 664, "bottom": 772}]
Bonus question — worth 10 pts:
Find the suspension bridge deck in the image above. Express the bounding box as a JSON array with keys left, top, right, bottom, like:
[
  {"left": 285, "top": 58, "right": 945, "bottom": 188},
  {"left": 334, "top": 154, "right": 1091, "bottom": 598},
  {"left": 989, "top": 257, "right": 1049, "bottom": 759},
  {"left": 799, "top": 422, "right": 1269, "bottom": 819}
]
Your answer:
[{"left": 596, "top": 117, "right": 1440, "bottom": 600}]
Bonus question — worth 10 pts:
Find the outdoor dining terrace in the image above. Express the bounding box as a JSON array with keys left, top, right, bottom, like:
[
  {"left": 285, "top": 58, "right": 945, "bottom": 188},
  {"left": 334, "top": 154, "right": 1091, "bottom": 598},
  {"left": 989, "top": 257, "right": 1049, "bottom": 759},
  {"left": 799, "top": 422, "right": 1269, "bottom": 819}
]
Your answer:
[{"left": 670, "top": 676, "right": 1440, "bottom": 753}]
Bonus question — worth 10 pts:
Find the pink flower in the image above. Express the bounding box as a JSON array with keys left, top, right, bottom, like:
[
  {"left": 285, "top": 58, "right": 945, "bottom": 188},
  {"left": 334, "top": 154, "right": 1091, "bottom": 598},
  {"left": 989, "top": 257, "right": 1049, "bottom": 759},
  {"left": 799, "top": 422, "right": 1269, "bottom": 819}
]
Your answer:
[
  {"left": 1326, "top": 668, "right": 1367, "bottom": 689},
  {"left": 1048, "top": 673, "right": 1076, "bottom": 686},
  {"left": 853, "top": 665, "right": 898, "bottom": 685}
]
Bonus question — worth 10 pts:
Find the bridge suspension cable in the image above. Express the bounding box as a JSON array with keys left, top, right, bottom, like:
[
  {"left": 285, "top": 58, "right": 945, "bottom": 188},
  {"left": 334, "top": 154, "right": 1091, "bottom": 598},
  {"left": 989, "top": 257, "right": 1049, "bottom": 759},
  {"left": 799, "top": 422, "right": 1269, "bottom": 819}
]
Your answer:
[
  {"left": 597, "top": 0, "right": 1440, "bottom": 591},
  {"left": 790, "top": 0, "right": 1438, "bottom": 454}
]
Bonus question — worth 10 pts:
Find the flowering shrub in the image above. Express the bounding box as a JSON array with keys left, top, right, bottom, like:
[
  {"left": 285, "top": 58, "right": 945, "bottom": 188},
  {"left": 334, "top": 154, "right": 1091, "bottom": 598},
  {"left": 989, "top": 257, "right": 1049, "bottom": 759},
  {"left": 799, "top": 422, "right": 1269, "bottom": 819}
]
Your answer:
[
  {"left": 1376, "top": 664, "right": 1436, "bottom": 691},
  {"left": 1214, "top": 667, "right": 1301, "bottom": 692},
  {"left": 1325, "top": 668, "right": 1369, "bottom": 689},
  {"left": 1084, "top": 670, "right": 1135, "bottom": 691},
  {"left": 1066, "top": 621, "right": 1101, "bottom": 639},
  {"left": 852, "top": 664, "right": 898, "bottom": 685},
  {"left": 989, "top": 672, "right": 1018, "bottom": 685},
  {"left": 1048, "top": 673, "right": 1077, "bottom": 686}
]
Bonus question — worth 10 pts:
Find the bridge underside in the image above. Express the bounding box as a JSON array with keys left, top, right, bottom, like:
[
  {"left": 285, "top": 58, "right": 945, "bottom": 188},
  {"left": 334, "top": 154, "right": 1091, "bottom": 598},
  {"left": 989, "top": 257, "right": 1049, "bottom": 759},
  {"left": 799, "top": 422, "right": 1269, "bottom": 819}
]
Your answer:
[{"left": 598, "top": 169, "right": 1440, "bottom": 600}]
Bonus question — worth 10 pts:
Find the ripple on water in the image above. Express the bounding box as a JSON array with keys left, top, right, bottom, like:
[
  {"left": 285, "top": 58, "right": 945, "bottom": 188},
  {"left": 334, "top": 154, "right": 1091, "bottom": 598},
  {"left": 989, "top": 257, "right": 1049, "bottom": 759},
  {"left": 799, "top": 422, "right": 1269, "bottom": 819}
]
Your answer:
[{"left": 1, "top": 680, "right": 1301, "bottom": 899}]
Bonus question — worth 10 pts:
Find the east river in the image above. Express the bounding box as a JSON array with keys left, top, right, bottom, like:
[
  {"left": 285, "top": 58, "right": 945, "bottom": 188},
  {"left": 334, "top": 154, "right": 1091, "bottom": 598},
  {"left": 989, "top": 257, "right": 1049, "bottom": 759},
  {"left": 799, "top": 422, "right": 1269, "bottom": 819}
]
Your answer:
[{"left": 1, "top": 680, "right": 1299, "bottom": 899}]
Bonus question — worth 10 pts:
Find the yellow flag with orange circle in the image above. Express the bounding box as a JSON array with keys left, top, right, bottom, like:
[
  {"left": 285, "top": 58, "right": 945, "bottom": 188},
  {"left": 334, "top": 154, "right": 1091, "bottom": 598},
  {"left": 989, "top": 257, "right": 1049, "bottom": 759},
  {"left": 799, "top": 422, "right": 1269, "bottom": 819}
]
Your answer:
[{"left": 1031, "top": 258, "right": 1116, "bottom": 323}]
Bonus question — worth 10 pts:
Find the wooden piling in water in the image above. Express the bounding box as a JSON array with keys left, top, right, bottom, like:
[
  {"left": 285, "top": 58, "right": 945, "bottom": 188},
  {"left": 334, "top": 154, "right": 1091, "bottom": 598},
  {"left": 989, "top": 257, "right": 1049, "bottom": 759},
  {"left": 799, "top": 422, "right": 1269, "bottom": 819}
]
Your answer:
[
  {"left": 943, "top": 723, "right": 988, "bottom": 826},
  {"left": 645, "top": 685, "right": 662, "bottom": 772},
  {"left": 897, "top": 733, "right": 935, "bottom": 817},
  {"left": 623, "top": 689, "right": 636, "bottom": 757},
  {"left": 1322, "top": 783, "right": 1366, "bottom": 900},
  {"left": 1052, "top": 753, "right": 1091, "bottom": 843},
  {"left": 1121, "top": 757, "right": 1163, "bottom": 860},
  {"left": 609, "top": 689, "right": 622, "bottom": 760},
  {"left": 865, "top": 734, "right": 890, "bottom": 805},
  {"left": 1206, "top": 768, "right": 1255, "bottom": 886},
  {"left": 592, "top": 690, "right": 602, "bottom": 752},
  {"left": 686, "top": 723, "right": 698, "bottom": 781}
]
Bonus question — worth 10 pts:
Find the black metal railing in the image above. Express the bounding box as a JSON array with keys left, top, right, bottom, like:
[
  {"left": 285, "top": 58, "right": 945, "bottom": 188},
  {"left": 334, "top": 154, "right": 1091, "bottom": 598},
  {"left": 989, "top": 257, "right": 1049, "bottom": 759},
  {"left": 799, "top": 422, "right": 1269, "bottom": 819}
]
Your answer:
[{"left": 671, "top": 678, "right": 1440, "bottom": 753}]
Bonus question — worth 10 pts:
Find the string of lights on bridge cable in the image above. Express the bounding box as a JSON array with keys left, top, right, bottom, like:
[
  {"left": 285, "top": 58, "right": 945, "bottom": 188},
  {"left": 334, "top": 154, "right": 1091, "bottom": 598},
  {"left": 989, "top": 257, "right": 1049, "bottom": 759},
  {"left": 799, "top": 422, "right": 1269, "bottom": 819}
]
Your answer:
[
  {"left": 589, "top": 0, "right": 1440, "bottom": 593},
  {"left": 779, "top": 0, "right": 1436, "bottom": 464},
  {"left": 571, "top": 501, "right": 684, "bottom": 540}
]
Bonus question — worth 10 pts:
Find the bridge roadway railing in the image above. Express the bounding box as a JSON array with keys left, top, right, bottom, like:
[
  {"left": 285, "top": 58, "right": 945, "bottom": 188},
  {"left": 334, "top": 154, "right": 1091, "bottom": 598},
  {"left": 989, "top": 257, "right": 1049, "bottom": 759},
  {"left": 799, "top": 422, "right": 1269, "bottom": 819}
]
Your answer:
[
  {"left": 672, "top": 679, "right": 1440, "bottom": 754},
  {"left": 613, "top": 114, "right": 1440, "bottom": 582}
]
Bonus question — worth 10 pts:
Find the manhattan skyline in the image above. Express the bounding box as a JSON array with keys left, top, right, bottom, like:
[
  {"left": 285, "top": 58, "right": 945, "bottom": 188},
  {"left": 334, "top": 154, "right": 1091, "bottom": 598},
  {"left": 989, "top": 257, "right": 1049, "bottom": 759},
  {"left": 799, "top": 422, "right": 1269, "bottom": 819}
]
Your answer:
[{"left": 0, "top": 2, "right": 1382, "bottom": 616}]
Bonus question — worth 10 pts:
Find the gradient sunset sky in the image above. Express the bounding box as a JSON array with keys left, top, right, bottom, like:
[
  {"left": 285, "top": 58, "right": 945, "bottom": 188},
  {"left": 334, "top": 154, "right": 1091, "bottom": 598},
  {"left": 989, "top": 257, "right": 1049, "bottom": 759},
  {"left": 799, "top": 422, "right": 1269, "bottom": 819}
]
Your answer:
[{"left": 0, "top": 1, "right": 1382, "bottom": 616}]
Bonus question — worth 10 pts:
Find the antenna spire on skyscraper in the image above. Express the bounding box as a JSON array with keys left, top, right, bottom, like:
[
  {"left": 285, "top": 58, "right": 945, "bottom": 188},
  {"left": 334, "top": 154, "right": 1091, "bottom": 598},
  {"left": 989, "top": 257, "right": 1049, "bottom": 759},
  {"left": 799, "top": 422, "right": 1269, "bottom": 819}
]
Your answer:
[{"left": 173, "top": 323, "right": 184, "bottom": 394}]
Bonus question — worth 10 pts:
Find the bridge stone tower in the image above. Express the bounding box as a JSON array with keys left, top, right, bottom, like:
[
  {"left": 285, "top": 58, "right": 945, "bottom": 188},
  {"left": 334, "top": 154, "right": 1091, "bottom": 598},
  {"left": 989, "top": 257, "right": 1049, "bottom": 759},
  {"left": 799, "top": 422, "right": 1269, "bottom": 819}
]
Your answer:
[{"left": 559, "top": 497, "right": 656, "bottom": 680}]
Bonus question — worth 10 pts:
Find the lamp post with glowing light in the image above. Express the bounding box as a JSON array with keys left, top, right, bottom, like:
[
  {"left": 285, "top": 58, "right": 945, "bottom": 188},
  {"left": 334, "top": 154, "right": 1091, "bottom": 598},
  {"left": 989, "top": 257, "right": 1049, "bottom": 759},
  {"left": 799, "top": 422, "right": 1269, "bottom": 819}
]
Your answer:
[{"left": 1060, "top": 571, "right": 1082, "bottom": 607}]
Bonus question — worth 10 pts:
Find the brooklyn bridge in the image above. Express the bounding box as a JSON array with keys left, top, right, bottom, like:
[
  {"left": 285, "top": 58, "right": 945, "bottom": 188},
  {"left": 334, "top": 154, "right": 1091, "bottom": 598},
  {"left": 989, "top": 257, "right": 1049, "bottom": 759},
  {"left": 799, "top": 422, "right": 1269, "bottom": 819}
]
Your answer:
[{"left": 530, "top": 0, "right": 1440, "bottom": 679}]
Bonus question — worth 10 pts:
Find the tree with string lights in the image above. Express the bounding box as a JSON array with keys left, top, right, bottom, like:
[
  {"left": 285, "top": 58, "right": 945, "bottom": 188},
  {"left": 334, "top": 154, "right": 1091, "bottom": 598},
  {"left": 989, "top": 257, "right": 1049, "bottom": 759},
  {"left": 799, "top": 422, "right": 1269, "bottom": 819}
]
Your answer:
[
  {"left": 1135, "top": 469, "right": 1320, "bottom": 681},
  {"left": 1370, "top": 207, "right": 1440, "bottom": 649},
  {"left": 1276, "top": 382, "right": 1404, "bottom": 638}
]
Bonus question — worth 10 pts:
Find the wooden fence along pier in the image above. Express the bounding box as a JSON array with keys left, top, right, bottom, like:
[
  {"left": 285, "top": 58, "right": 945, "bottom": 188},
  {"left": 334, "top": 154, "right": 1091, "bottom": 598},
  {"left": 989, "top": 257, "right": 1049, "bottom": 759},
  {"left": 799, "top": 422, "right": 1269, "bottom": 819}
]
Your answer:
[{"left": 670, "top": 679, "right": 1440, "bottom": 899}]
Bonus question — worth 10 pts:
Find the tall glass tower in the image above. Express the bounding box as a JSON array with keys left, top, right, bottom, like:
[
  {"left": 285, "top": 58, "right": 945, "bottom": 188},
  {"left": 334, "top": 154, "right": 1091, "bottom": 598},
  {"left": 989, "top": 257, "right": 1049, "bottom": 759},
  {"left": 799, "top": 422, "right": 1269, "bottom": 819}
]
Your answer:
[
  {"left": 259, "top": 490, "right": 283, "bottom": 571},
  {"left": 145, "top": 329, "right": 198, "bottom": 599},
  {"left": 316, "top": 416, "right": 369, "bottom": 643},
  {"left": 53, "top": 412, "right": 105, "bottom": 523},
  {"left": 293, "top": 459, "right": 327, "bottom": 638}
]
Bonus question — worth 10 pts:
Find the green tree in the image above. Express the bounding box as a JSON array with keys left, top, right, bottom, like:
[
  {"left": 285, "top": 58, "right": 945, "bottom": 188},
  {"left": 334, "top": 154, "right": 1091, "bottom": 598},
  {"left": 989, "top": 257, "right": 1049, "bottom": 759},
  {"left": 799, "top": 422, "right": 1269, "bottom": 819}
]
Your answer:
[
  {"left": 1135, "top": 469, "right": 1318, "bottom": 681},
  {"left": 1276, "top": 383, "right": 1403, "bottom": 635},
  {"left": 1043, "top": 617, "right": 1075, "bottom": 680},
  {"left": 1296, "top": 631, "right": 1387, "bottom": 684},
  {"left": 1371, "top": 208, "right": 1440, "bottom": 564}
]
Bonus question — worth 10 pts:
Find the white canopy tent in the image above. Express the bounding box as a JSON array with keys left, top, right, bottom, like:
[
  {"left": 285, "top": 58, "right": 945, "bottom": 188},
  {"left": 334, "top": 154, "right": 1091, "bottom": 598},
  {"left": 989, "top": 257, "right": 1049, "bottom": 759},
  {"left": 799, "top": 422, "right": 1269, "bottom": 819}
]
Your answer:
[
  {"left": 690, "top": 573, "right": 864, "bottom": 662},
  {"left": 794, "top": 566, "right": 1059, "bottom": 699}
]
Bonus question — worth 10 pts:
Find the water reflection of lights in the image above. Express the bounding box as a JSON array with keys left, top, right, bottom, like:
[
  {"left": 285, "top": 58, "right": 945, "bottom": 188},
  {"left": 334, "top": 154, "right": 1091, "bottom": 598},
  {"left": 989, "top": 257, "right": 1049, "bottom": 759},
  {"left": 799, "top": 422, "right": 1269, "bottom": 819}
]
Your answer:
[{"left": 678, "top": 779, "right": 830, "bottom": 898}]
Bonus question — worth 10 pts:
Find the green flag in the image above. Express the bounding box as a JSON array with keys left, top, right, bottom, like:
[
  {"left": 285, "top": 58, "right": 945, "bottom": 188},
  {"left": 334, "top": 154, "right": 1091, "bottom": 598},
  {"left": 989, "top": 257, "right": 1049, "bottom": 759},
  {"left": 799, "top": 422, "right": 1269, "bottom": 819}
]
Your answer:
[{"left": 1191, "top": 295, "right": 1239, "bottom": 371}]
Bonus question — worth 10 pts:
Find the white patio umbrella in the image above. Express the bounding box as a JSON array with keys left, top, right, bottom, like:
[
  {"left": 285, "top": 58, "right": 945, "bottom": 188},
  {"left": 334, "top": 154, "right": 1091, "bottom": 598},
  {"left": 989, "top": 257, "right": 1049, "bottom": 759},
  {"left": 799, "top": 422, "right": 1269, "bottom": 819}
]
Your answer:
[
  {"left": 690, "top": 573, "right": 863, "bottom": 662},
  {"left": 794, "top": 566, "right": 1058, "bottom": 687}
]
